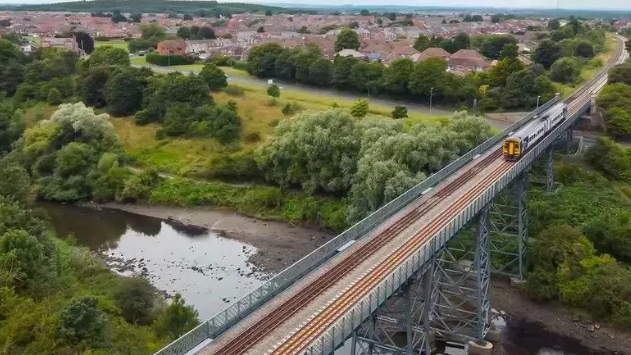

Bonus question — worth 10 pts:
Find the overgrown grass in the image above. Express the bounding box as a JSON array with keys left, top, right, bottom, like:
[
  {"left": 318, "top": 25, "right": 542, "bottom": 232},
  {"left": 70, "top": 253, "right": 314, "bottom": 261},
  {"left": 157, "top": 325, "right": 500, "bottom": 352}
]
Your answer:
[
  {"left": 150, "top": 177, "right": 349, "bottom": 231},
  {"left": 23, "top": 102, "right": 58, "bottom": 127},
  {"left": 95, "top": 40, "right": 129, "bottom": 51}
]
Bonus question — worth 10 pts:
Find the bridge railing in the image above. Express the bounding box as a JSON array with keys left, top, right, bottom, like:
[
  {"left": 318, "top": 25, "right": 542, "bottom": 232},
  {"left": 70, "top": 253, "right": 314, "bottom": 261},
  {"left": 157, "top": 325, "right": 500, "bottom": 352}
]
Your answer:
[{"left": 153, "top": 101, "right": 560, "bottom": 355}]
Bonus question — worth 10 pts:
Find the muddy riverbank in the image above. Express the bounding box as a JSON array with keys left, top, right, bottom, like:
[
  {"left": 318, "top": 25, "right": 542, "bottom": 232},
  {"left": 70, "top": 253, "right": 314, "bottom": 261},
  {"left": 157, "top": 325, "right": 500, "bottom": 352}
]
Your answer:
[{"left": 93, "top": 203, "right": 335, "bottom": 274}]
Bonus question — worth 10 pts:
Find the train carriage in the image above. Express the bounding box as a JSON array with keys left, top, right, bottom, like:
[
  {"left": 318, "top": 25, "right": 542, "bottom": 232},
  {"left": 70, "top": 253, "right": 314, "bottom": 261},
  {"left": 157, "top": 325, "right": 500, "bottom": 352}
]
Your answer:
[{"left": 502, "top": 102, "right": 567, "bottom": 161}]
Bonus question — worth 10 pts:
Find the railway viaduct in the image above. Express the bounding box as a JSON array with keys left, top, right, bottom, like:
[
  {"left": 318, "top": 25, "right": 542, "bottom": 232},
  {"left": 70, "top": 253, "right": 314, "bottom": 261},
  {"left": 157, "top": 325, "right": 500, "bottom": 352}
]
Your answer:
[{"left": 154, "top": 36, "right": 629, "bottom": 355}]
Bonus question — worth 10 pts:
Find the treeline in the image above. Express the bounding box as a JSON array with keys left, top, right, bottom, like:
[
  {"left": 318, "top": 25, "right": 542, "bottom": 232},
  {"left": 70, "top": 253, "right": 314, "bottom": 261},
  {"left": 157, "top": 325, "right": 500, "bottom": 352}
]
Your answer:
[
  {"left": 247, "top": 39, "right": 555, "bottom": 111},
  {"left": 247, "top": 24, "right": 606, "bottom": 111},
  {"left": 598, "top": 59, "right": 631, "bottom": 138}
]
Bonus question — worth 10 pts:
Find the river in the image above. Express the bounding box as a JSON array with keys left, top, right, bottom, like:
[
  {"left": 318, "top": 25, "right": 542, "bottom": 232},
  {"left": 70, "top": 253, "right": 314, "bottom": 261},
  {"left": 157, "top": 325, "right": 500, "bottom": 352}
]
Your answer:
[{"left": 39, "top": 202, "right": 612, "bottom": 355}]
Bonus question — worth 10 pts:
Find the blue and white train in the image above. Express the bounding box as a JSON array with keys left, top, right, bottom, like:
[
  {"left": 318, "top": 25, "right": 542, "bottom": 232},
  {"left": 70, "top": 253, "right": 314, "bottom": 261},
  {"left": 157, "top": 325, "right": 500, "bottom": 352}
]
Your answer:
[{"left": 502, "top": 102, "right": 568, "bottom": 161}]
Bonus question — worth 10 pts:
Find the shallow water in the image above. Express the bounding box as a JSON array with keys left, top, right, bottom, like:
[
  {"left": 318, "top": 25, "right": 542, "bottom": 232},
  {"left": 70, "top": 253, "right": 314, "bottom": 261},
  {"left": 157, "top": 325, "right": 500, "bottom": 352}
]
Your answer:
[
  {"left": 40, "top": 203, "right": 610, "bottom": 355},
  {"left": 40, "top": 202, "right": 267, "bottom": 319}
]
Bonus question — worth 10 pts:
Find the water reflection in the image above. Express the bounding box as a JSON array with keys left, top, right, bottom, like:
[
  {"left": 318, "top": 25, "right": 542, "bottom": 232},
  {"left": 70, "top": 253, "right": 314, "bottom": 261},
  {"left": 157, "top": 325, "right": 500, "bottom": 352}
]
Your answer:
[{"left": 40, "top": 202, "right": 267, "bottom": 319}]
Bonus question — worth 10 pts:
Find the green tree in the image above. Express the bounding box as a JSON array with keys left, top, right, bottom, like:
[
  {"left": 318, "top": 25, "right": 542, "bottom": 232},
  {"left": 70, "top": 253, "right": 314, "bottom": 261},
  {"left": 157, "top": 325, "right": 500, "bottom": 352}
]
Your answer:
[
  {"left": 532, "top": 39, "right": 563, "bottom": 69},
  {"left": 111, "top": 9, "right": 127, "bottom": 23},
  {"left": 332, "top": 55, "right": 360, "bottom": 89},
  {"left": 452, "top": 33, "right": 471, "bottom": 52},
  {"left": 255, "top": 109, "right": 361, "bottom": 192},
  {"left": 114, "top": 277, "right": 155, "bottom": 325},
  {"left": 335, "top": 29, "right": 361, "bottom": 52},
  {"left": 550, "top": 57, "right": 579, "bottom": 83},
  {"left": 47, "top": 87, "right": 62, "bottom": 105},
  {"left": 257, "top": 26, "right": 265, "bottom": 33},
  {"left": 274, "top": 50, "right": 296, "bottom": 81},
  {"left": 0, "top": 103, "right": 25, "bottom": 154},
  {"left": 383, "top": 58, "right": 414, "bottom": 94},
  {"left": 198, "top": 26, "right": 216, "bottom": 39},
  {"left": 130, "top": 13, "right": 142, "bottom": 22},
  {"left": 413, "top": 34, "right": 430, "bottom": 52},
  {"left": 176, "top": 26, "right": 192, "bottom": 39},
  {"left": 626, "top": 40, "right": 631, "bottom": 55},
  {"left": 0, "top": 156, "right": 31, "bottom": 203},
  {"left": 267, "top": 84, "right": 280, "bottom": 99},
  {"left": 59, "top": 296, "right": 106, "bottom": 345},
  {"left": 140, "top": 22, "right": 166, "bottom": 40},
  {"left": 392, "top": 105, "right": 408, "bottom": 119},
  {"left": 487, "top": 57, "right": 526, "bottom": 88},
  {"left": 0, "top": 39, "right": 27, "bottom": 96},
  {"left": 351, "top": 61, "right": 384, "bottom": 95},
  {"left": 81, "top": 66, "right": 111, "bottom": 108},
  {"left": 105, "top": 67, "right": 148, "bottom": 116},
  {"left": 248, "top": 43, "right": 284, "bottom": 78},
  {"left": 0, "top": 229, "right": 45, "bottom": 290},
  {"left": 547, "top": 18, "right": 561, "bottom": 30},
  {"left": 608, "top": 62, "right": 631, "bottom": 85},
  {"left": 154, "top": 293, "right": 199, "bottom": 339},
  {"left": 89, "top": 46, "right": 130, "bottom": 68},
  {"left": 527, "top": 225, "right": 594, "bottom": 300},
  {"left": 501, "top": 69, "right": 537, "bottom": 109},
  {"left": 200, "top": 63, "right": 227, "bottom": 91},
  {"left": 75, "top": 31, "right": 94, "bottom": 54},
  {"left": 350, "top": 99, "right": 369, "bottom": 118},
  {"left": 408, "top": 58, "right": 449, "bottom": 98},
  {"left": 574, "top": 40, "right": 595, "bottom": 58},
  {"left": 499, "top": 43, "right": 519, "bottom": 59},
  {"left": 360, "top": 9, "right": 370, "bottom": 16},
  {"left": 265, "top": 9, "right": 272, "bottom": 16},
  {"left": 479, "top": 35, "right": 518, "bottom": 59},
  {"left": 309, "top": 58, "right": 333, "bottom": 87}
]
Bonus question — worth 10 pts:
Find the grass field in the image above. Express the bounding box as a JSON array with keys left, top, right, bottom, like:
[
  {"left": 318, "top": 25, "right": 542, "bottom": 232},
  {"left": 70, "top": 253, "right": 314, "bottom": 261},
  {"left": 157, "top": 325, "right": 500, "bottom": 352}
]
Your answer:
[
  {"left": 130, "top": 57, "right": 253, "bottom": 78},
  {"left": 94, "top": 40, "right": 129, "bottom": 51}
]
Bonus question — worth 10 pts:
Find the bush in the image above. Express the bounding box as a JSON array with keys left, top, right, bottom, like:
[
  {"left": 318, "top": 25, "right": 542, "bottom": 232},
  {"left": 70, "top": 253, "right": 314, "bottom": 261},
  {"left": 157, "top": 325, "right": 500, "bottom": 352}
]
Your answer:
[
  {"left": 114, "top": 277, "right": 155, "bottom": 325},
  {"left": 189, "top": 151, "right": 260, "bottom": 181},
  {"left": 224, "top": 85, "right": 244, "bottom": 97},
  {"left": 145, "top": 52, "right": 194, "bottom": 66},
  {"left": 47, "top": 88, "right": 62, "bottom": 105},
  {"left": 550, "top": 57, "right": 580, "bottom": 83},
  {"left": 350, "top": 99, "right": 369, "bottom": 118},
  {"left": 245, "top": 131, "right": 261, "bottom": 142}
]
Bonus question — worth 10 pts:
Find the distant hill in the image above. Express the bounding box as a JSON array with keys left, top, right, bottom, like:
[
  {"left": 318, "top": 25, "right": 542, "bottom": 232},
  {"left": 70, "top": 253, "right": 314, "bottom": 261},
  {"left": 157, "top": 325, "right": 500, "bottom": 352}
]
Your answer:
[{"left": 0, "top": 0, "right": 303, "bottom": 15}]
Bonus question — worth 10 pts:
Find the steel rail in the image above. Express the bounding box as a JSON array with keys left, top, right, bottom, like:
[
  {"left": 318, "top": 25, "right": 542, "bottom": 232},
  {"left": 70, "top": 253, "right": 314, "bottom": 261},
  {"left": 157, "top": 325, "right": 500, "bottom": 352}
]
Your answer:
[
  {"left": 272, "top": 162, "right": 512, "bottom": 354},
  {"left": 211, "top": 150, "right": 502, "bottom": 355}
]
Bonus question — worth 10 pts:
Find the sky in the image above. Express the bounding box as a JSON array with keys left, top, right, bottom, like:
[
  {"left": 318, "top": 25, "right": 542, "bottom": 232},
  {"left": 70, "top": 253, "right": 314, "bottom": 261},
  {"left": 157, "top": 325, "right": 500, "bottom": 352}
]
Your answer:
[{"left": 0, "top": 0, "right": 629, "bottom": 10}]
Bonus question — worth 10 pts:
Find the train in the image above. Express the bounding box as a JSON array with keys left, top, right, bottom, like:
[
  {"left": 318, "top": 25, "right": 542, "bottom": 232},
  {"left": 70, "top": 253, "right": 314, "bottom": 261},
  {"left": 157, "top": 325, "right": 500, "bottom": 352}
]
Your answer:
[{"left": 502, "top": 102, "right": 568, "bottom": 161}]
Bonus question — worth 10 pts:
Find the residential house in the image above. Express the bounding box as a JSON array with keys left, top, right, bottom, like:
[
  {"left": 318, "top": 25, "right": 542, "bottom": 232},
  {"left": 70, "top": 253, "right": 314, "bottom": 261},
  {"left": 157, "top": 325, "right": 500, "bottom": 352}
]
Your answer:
[
  {"left": 337, "top": 49, "right": 365, "bottom": 58},
  {"left": 157, "top": 39, "right": 187, "bottom": 56},
  {"left": 41, "top": 37, "right": 79, "bottom": 53},
  {"left": 411, "top": 47, "right": 451, "bottom": 62},
  {"left": 447, "top": 49, "right": 489, "bottom": 73}
]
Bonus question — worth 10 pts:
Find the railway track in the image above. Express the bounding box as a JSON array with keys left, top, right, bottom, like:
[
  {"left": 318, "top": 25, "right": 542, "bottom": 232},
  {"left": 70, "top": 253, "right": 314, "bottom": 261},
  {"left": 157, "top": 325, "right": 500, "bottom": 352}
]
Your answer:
[
  {"left": 207, "top": 35, "right": 626, "bottom": 355},
  {"left": 213, "top": 149, "right": 501, "bottom": 355},
  {"left": 272, "top": 160, "right": 512, "bottom": 354}
]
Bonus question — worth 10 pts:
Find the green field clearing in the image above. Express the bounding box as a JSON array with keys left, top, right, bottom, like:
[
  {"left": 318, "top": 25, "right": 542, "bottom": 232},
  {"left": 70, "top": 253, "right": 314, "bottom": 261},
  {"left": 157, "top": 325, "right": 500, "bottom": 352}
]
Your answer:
[{"left": 94, "top": 40, "right": 129, "bottom": 51}]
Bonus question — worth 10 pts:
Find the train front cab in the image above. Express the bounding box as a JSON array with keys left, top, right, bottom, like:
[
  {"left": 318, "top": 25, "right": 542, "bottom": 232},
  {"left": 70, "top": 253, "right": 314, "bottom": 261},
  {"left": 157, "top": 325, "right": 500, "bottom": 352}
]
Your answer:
[{"left": 503, "top": 137, "right": 521, "bottom": 161}]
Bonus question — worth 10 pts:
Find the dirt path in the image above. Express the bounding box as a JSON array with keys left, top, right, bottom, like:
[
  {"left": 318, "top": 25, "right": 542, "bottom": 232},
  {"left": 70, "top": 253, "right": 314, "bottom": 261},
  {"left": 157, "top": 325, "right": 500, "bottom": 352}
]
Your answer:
[{"left": 97, "top": 203, "right": 334, "bottom": 273}]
